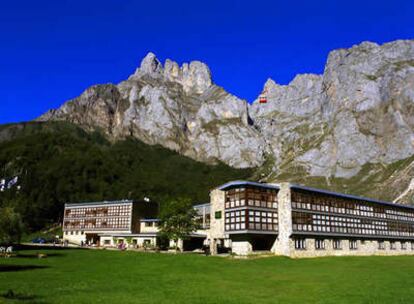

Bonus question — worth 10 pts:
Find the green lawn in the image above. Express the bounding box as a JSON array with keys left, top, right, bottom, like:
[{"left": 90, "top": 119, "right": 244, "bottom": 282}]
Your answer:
[{"left": 1, "top": 248, "right": 414, "bottom": 303}]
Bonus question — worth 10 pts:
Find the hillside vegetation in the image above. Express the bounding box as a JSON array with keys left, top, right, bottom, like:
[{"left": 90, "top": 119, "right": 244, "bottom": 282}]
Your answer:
[{"left": 0, "top": 122, "right": 252, "bottom": 231}]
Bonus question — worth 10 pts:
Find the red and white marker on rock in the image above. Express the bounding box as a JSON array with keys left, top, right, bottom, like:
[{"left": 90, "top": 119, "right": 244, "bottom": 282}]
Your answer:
[{"left": 259, "top": 89, "right": 267, "bottom": 104}]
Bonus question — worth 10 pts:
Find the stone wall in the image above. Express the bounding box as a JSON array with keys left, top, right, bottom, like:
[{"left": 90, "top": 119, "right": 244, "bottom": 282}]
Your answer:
[
  {"left": 208, "top": 189, "right": 226, "bottom": 254},
  {"left": 232, "top": 241, "right": 252, "bottom": 255},
  {"left": 288, "top": 238, "right": 414, "bottom": 258}
]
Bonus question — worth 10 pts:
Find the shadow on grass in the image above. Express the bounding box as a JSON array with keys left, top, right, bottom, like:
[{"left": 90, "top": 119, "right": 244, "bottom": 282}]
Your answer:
[
  {"left": 0, "top": 265, "right": 50, "bottom": 272},
  {"left": 15, "top": 244, "right": 80, "bottom": 251},
  {"left": 16, "top": 252, "right": 66, "bottom": 258},
  {"left": 1, "top": 289, "right": 48, "bottom": 303}
]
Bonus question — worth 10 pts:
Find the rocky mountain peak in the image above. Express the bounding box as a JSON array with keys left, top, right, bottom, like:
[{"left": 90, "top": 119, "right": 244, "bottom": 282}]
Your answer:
[
  {"left": 130, "top": 52, "right": 212, "bottom": 94},
  {"left": 263, "top": 78, "right": 278, "bottom": 90},
  {"left": 133, "top": 52, "right": 163, "bottom": 78},
  {"left": 180, "top": 61, "right": 212, "bottom": 94}
]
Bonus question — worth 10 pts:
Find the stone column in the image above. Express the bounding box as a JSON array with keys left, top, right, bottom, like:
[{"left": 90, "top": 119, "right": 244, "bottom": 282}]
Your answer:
[
  {"left": 208, "top": 189, "right": 226, "bottom": 255},
  {"left": 177, "top": 239, "right": 184, "bottom": 252},
  {"left": 273, "top": 183, "right": 293, "bottom": 257},
  {"left": 210, "top": 239, "right": 217, "bottom": 255}
]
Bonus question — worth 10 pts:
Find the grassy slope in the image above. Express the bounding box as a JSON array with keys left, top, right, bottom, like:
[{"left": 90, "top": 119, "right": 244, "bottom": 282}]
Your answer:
[
  {"left": 0, "top": 122, "right": 252, "bottom": 230},
  {"left": 1, "top": 248, "right": 414, "bottom": 303}
]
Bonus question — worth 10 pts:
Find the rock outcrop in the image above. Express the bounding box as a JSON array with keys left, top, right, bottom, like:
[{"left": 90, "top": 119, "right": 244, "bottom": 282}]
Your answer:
[
  {"left": 40, "top": 53, "right": 265, "bottom": 168},
  {"left": 251, "top": 40, "right": 414, "bottom": 181},
  {"left": 38, "top": 39, "right": 414, "bottom": 202}
]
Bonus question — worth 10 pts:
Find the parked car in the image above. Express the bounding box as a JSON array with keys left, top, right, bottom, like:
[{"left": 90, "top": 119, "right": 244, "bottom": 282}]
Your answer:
[{"left": 31, "top": 237, "right": 46, "bottom": 244}]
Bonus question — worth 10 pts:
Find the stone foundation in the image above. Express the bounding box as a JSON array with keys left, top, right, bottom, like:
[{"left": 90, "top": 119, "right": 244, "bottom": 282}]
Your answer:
[{"left": 288, "top": 238, "right": 414, "bottom": 258}]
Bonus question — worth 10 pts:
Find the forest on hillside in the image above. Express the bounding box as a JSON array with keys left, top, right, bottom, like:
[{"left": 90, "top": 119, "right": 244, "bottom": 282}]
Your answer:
[{"left": 0, "top": 122, "right": 252, "bottom": 231}]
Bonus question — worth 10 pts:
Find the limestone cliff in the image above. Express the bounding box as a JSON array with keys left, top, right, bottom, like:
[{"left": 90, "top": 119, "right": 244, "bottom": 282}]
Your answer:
[
  {"left": 39, "top": 39, "right": 414, "bottom": 203},
  {"left": 40, "top": 53, "right": 265, "bottom": 168}
]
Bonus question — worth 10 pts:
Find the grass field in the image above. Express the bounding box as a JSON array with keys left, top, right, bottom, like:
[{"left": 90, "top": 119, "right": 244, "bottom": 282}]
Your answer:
[{"left": 1, "top": 247, "right": 414, "bottom": 303}]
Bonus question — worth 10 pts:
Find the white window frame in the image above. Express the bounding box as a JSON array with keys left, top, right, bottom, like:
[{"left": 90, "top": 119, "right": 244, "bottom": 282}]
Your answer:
[
  {"left": 349, "top": 240, "right": 358, "bottom": 250},
  {"left": 294, "top": 238, "right": 306, "bottom": 250}
]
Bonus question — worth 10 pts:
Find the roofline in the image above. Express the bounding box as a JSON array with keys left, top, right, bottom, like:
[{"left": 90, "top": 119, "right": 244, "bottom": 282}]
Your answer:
[
  {"left": 216, "top": 180, "right": 280, "bottom": 191},
  {"left": 140, "top": 218, "right": 160, "bottom": 222},
  {"left": 193, "top": 203, "right": 211, "bottom": 208},
  {"left": 289, "top": 183, "right": 414, "bottom": 211},
  {"left": 98, "top": 233, "right": 158, "bottom": 237},
  {"left": 65, "top": 199, "right": 133, "bottom": 207}
]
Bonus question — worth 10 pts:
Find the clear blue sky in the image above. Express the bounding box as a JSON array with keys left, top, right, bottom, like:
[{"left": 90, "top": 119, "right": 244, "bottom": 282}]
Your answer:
[{"left": 1, "top": 0, "right": 413, "bottom": 124}]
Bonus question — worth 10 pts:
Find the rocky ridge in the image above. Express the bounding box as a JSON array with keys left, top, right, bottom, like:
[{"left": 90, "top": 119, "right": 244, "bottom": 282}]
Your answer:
[
  {"left": 40, "top": 52, "right": 266, "bottom": 168},
  {"left": 39, "top": 40, "right": 414, "bottom": 203}
]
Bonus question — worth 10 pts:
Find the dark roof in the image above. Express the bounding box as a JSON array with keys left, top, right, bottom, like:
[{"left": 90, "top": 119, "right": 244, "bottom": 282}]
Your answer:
[
  {"left": 193, "top": 203, "right": 210, "bottom": 208},
  {"left": 217, "top": 180, "right": 280, "bottom": 191},
  {"left": 290, "top": 183, "right": 414, "bottom": 211},
  {"left": 140, "top": 218, "right": 160, "bottom": 222},
  {"left": 65, "top": 200, "right": 133, "bottom": 207}
]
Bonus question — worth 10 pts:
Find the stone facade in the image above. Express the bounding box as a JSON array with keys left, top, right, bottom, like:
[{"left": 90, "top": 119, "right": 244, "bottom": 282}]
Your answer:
[
  {"left": 208, "top": 189, "right": 226, "bottom": 255},
  {"left": 272, "top": 183, "right": 292, "bottom": 256},
  {"left": 287, "top": 239, "right": 414, "bottom": 258}
]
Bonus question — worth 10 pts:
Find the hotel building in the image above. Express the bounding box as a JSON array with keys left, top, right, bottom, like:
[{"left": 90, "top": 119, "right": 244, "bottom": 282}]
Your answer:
[
  {"left": 62, "top": 199, "right": 159, "bottom": 247},
  {"left": 207, "top": 181, "right": 414, "bottom": 257},
  {"left": 62, "top": 200, "right": 210, "bottom": 249},
  {"left": 62, "top": 180, "right": 414, "bottom": 257}
]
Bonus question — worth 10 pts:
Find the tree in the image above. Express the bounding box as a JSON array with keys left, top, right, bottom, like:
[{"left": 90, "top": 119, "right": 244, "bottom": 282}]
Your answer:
[
  {"left": 0, "top": 207, "right": 24, "bottom": 245},
  {"left": 158, "top": 198, "right": 198, "bottom": 252}
]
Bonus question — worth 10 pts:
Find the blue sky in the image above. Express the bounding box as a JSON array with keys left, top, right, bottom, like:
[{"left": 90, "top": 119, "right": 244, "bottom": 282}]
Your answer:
[{"left": 0, "top": 0, "right": 413, "bottom": 124}]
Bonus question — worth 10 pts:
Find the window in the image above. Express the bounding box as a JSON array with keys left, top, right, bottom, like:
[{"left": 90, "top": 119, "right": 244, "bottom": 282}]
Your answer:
[
  {"left": 411, "top": 242, "right": 414, "bottom": 250},
  {"left": 315, "top": 239, "right": 325, "bottom": 250},
  {"left": 145, "top": 222, "right": 153, "bottom": 227},
  {"left": 104, "top": 240, "right": 111, "bottom": 245},
  {"left": 70, "top": 231, "right": 74, "bottom": 235},
  {"left": 295, "top": 239, "right": 306, "bottom": 250},
  {"left": 378, "top": 241, "right": 385, "bottom": 250},
  {"left": 401, "top": 242, "right": 407, "bottom": 250},
  {"left": 349, "top": 240, "right": 358, "bottom": 250},
  {"left": 244, "top": 210, "right": 277, "bottom": 232},
  {"left": 215, "top": 211, "right": 222, "bottom": 219},
  {"left": 390, "top": 241, "right": 396, "bottom": 250},
  {"left": 333, "top": 240, "right": 342, "bottom": 250},
  {"left": 81, "top": 231, "right": 84, "bottom": 235},
  {"left": 289, "top": 190, "right": 414, "bottom": 239},
  {"left": 65, "top": 231, "right": 68, "bottom": 235}
]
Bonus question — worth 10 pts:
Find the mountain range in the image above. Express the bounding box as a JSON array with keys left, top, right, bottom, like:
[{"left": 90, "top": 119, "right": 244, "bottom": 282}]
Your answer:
[{"left": 36, "top": 39, "right": 414, "bottom": 204}]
